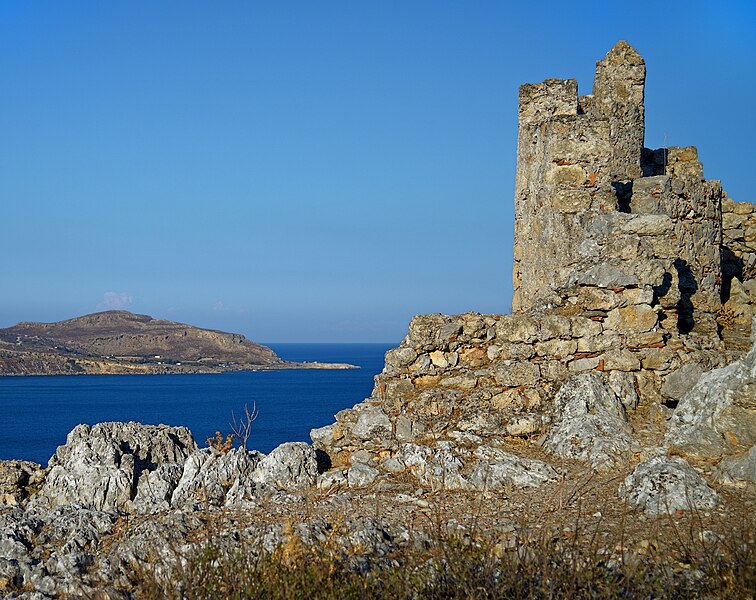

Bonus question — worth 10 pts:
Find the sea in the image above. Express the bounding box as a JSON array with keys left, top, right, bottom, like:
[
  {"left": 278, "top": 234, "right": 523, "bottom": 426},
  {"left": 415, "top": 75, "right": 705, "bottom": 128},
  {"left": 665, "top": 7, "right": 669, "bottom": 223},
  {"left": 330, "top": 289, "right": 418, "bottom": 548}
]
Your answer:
[{"left": 0, "top": 343, "right": 393, "bottom": 466}]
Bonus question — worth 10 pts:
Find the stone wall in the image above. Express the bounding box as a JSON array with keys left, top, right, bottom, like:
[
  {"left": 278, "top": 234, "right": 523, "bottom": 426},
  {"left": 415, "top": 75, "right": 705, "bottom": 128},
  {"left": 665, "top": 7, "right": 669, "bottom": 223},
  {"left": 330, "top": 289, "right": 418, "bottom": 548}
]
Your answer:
[
  {"left": 512, "top": 42, "right": 722, "bottom": 351},
  {"left": 313, "top": 41, "right": 753, "bottom": 470},
  {"left": 316, "top": 310, "right": 733, "bottom": 467},
  {"left": 721, "top": 196, "right": 756, "bottom": 347}
]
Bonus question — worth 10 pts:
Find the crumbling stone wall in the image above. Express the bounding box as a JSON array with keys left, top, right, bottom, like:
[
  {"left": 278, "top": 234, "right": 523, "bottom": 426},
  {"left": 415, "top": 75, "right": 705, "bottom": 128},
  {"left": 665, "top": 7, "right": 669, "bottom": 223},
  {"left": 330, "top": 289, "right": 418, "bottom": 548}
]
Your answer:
[
  {"left": 512, "top": 42, "right": 722, "bottom": 351},
  {"left": 313, "top": 41, "right": 754, "bottom": 469},
  {"left": 316, "top": 311, "right": 729, "bottom": 467},
  {"left": 721, "top": 196, "right": 756, "bottom": 347}
]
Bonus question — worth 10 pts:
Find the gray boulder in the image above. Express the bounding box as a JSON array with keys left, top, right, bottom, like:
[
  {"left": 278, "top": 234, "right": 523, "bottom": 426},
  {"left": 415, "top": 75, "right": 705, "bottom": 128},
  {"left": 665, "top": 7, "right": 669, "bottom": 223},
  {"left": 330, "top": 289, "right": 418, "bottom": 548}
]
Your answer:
[
  {"left": 351, "top": 406, "right": 392, "bottom": 441},
  {"left": 544, "top": 373, "right": 638, "bottom": 470},
  {"left": 399, "top": 442, "right": 468, "bottom": 490},
  {"left": 171, "top": 447, "right": 263, "bottom": 508},
  {"left": 661, "top": 363, "right": 704, "bottom": 401},
  {"left": 665, "top": 342, "right": 756, "bottom": 458},
  {"left": 252, "top": 442, "right": 318, "bottom": 491},
  {"left": 469, "top": 446, "right": 557, "bottom": 489},
  {"left": 619, "top": 455, "right": 719, "bottom": 515},
  {"left": 32, "top": 422, "right": 196, "bottom": 512},
  {"left": 347, "top": 462, "right": 379, "bottom": 487}
]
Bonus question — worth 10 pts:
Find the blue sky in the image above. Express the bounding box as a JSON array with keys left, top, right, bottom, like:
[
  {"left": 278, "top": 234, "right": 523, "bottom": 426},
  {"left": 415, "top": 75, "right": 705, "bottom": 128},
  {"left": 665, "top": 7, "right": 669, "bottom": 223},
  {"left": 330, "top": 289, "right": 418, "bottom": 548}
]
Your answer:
[{"left": 2, "top": 1, "right": 754, "bottom": 342}]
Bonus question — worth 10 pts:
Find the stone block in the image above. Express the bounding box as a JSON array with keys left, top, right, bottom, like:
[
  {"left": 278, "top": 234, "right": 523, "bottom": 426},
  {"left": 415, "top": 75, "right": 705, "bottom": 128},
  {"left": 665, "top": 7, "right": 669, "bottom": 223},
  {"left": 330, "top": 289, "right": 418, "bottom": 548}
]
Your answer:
[
  {"left": 576, "top": 263, "right": 638, "bottom": 288},
  {"left": 570, "top": 356, "right": 600, "bottom": 371},
  {"left": 545, "top": 164, "right": 586, "bottom": 186},
  {"left": 620, "top": 215, "right": 673, "bottom": 236},
  {"left": 438, "top": 375, "right": 478, "bottom": 389},
  {"left": 352, "top": 407, "right": 392, "bottom": 441},
  {"left": 535, "top": 338, "right": 577, "bottom": 358},
  {"left": 384, "top": 347, "right": 417, "bottom": 372},
  {"left": 494, "top": 316, "right": 539, "bottom": 343},
  {"left": 619, "top": 287, "right": 654, "bottom": 306},
  {"left": 577, "top": 333, "right": 619, "bottom": 353},
  {"left": 493, "top": 361, "right": 540, "bottom": 387},
  {"left": 733, "top": 201, "right": 755, "bottom": 215},
  {"left": 723, "top": 212, "right": 746, "bottom": 230},
  {"left": 641, "top": 347, "right": 678, "bottom": 371},
  {"left": 573, "top": 287, "right": 619, "bottom": 311},
  {"left": 538, "top": 315, "right": 572, "bottom": 340},
  {"left": 552, "top": 188, "right": 592, "bottom": 213},
  {"left": 458, "top": 347, "right": 488, "bottom": 368},
  {"left": 506, "top": 414, "right": 544, "bottom": 436},
  {"left": 605, "top": 304, "right": 658, "bottom": 332},
  {"left": 602, "top": 349, "right": 640, "bottom": 371},
  {"left": 624, "top": 330, "right": 664, "bottom": 347}
]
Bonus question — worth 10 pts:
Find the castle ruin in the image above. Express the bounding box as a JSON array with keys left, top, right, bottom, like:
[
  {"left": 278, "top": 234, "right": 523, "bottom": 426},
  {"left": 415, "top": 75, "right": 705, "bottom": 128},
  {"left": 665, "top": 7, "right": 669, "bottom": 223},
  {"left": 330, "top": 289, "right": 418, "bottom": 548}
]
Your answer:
[{"left": 313, "top": 41, "right": 755, "bottom": 473}]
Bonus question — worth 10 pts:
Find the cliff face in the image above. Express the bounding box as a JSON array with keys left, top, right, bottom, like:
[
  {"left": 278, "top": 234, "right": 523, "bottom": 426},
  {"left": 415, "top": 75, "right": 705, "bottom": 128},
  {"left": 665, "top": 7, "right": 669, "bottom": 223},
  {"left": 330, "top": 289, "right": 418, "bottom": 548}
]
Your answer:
[{"left": 0, "top": 310, "right": 283, "bottom": 375}]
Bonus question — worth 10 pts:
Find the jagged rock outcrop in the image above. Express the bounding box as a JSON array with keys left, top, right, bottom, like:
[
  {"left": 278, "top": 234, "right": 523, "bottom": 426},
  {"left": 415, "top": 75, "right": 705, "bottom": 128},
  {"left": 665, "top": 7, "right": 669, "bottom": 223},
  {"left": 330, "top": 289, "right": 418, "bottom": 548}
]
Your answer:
[
  {"left": 32, "top": 422, "right": 197, "bottom": 512},
  {"left": 665, "top": 338, "right": 755, "bottom": 461},
  {"left": 23, "top": 423, "right": 320, "bottom": 515},
  {"left": 543, "top": 373, "right": 639, "bottom": 469}
]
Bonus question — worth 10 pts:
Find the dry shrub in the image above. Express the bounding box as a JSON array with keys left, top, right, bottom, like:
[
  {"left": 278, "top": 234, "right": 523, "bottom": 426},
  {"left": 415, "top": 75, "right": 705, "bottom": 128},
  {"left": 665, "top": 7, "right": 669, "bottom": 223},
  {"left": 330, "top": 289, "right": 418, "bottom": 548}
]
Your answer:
[{"left": 132, "top": 505, "right": 755, "bottom": 600}]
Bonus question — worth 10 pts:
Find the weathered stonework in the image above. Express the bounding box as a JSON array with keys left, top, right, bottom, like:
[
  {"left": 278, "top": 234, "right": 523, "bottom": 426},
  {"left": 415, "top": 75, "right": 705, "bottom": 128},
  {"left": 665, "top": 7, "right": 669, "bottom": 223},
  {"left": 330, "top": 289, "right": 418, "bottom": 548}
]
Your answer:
[
  {"left": 312, "top": 41, "right": 754, "bottom": 472},
  {"left": 721, "top": 195, "right": 756, "bottom": 348},
  {"left": 512, "top": 41, "right": 722, "bottom": 352}
]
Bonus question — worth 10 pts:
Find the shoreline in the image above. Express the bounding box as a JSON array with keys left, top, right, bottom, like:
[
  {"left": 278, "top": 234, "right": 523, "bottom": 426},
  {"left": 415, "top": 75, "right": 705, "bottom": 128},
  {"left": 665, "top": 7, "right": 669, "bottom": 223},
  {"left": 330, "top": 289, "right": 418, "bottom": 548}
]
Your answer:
[{"left": 0, "top": 359, "right": 359, "bottom": 377}]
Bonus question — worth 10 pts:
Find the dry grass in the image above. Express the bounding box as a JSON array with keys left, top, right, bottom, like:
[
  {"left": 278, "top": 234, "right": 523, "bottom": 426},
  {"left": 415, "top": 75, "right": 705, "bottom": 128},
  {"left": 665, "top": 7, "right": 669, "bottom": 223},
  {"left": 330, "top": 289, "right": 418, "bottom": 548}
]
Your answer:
[{"left": 131, "top": 496, "right": 755, "bottom": 600}]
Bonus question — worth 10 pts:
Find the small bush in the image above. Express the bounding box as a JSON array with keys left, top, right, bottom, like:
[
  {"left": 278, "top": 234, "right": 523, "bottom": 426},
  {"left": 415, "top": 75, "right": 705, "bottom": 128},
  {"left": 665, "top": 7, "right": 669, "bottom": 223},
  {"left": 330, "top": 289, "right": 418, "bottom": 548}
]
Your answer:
[{"left": 206, "top": 431, "right": 234, "bottom": 454}]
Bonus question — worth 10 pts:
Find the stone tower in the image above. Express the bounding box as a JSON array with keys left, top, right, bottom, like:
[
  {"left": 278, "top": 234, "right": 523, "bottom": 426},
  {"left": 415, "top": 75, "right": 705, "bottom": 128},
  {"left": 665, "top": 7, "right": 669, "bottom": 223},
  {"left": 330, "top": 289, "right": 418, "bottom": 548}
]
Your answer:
[{"left": 512, "top": 41, "right": 722, "bottom": 344}]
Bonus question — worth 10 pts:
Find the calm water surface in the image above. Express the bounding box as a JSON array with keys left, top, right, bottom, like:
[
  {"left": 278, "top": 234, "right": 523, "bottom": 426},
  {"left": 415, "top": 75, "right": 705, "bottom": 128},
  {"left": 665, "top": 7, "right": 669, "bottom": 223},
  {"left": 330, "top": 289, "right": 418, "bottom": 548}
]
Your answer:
[{"left": 0, "top": 343, "right": 392, "bottom": 465}]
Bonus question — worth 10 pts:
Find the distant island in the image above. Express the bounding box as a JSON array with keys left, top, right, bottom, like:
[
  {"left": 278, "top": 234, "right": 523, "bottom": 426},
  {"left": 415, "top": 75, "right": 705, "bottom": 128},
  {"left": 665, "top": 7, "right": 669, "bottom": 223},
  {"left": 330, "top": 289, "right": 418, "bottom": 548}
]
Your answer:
[{"left": 0, "top": 310, "right": 357, "bottom": 375}]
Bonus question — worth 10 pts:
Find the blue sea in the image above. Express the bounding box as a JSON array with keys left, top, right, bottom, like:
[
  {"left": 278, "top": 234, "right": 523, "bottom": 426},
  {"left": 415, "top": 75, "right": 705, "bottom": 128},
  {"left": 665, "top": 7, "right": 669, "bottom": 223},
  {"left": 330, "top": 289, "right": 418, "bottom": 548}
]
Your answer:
[{"left": 0, "top": 343, "right": 392, "bottom": 466}]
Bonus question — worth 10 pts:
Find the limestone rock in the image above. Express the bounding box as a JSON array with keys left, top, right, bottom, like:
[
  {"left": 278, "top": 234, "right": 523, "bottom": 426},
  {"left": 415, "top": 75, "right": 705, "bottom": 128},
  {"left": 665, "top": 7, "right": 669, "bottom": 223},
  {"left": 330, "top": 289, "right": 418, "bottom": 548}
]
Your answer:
[
  {"left": 351, "top": 406, "right": 393, "bottom": 441},
  {"left": 310, "top": 424, "right": 336, "bottom": 447},
  {"left": 493, "top": 361, "right": 540, "bottom": 387},
  {"left": 384, "top": 347, "right": 418, "bottom": 374},
  {"left": 33, "top": 422, "right": 196, "bottom": 512},
  {"left": 399, "top": 442, "right": 467, "bottom": 490},
  {"left": 619, "top": 456, "right": 719, "bottom": 515},
  {"left": 171, "top": 447, "right": 262, "bottom": 508},
  {"left": 607, "top": 370, "right": 639, "bottom": 411},
  {"left": 0, "top": 461, "right": 45, "bottom": 506},
  {"left": 712, "top": 446, "right": 756, "bottom": 487},
  {"left": 665, "top": 343, "right": 756, "bottom": 458},
  {"left": 469, "top": 446, "right": 557, "bottom": 489},
  {"left": 544, "top": 373, "right": 638, "bottom": 470},
  {"left": 347, "top": 463, "right": 379, "bottom": 487},
  {"left": 661, "top": 363, "right": 704, "bottom": 401},
  {"left": 605, "top": 305, "right": 658, "bottom": 333},
  {"left": 252, "top": 442, "right": 318, "bottom": 491},
  {"left": 133, "top": 463, "right": 185, "bottom": 513}
]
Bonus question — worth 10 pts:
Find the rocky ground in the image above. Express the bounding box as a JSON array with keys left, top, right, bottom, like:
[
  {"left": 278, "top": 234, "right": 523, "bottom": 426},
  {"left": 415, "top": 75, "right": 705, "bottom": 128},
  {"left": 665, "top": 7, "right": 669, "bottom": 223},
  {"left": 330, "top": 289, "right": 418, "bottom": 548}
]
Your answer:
[{"left": 0, "top": 337, "right": 753, "bottom": 598}]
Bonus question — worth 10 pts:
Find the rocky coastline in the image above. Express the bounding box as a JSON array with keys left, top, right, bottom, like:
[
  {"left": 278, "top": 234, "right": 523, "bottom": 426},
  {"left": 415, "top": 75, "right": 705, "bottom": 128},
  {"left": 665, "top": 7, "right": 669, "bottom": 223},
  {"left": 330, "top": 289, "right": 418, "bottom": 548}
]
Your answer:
[
  {"left": 0, "top": 310, "right": 357, "bottom": 376},
  {"left": 0, "top": 42, "right": 754, "bottom": 598}
]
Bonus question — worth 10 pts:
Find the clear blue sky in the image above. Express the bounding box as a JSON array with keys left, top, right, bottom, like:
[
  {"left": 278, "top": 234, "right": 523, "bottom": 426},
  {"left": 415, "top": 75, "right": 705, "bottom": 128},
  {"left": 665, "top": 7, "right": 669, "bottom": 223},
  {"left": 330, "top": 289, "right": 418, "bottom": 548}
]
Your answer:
[{"left": 2, "top": 1, "right": 754, "bottom": 342}]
